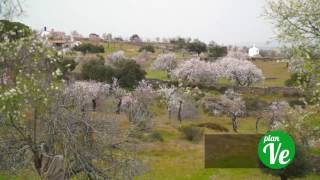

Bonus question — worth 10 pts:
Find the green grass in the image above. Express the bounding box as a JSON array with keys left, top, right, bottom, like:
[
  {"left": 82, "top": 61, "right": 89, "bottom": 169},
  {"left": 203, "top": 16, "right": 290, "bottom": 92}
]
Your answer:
[
  {"left": 136, "top": 113, "right": 271, "bottom": 180},
  {"left": 253, "top": 61, "right": 291, "bottom": 87},
  {"left": 0, "top": 170, "right": 39, "bottom": 180},
  {"left": 146, "top": 70, "right": 169, "bottom": 80},
  {"left": 136, "top": 112, "right": 320, "bottom": 179},
  {"left": 104, "top": 42, "right": 141, "bottom": 57}
]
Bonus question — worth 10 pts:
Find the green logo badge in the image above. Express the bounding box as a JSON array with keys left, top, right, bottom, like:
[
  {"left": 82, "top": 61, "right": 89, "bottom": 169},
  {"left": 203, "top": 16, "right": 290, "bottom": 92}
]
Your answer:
[{"left": 258, "top": 131, "right": 295, "bottom": 169}]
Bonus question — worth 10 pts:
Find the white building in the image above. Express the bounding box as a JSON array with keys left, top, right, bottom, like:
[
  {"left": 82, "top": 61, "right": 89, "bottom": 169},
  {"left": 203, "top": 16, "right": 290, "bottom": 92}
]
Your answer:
[
  {"left": 248, "top": 44, "right": 260, "bottom": 57},
  {"left": 40, "top": 26, "right": 50, "bottom": 39}
]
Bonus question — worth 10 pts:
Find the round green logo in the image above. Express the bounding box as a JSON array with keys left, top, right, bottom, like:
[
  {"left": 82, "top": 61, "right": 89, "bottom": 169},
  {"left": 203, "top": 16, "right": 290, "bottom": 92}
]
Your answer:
[{"left": 258, "top": 131, "right": 295, "bottom": 169}]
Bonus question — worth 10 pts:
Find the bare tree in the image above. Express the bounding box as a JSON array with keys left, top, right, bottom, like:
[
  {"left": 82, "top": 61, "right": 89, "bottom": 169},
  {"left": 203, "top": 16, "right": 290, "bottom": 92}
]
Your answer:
[{"left": 0, "top": 0, "right": 24, "bottom": 19}]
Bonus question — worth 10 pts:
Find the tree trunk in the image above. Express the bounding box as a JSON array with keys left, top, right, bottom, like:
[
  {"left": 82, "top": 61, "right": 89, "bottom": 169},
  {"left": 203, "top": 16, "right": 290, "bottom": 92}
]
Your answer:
[
  {"left": 33, "top": 150, "right": 42, "bottom": 176},
  {"left": 231, "top": 114, "right": 238, "bottom": 132},
  {"left": 177, "top": 100, "right": 183, "bottom": 124},
  {"left": 280, "top": 174, "right": 287, "bottom": 180},
  {"left": 269, "top": 114, "right": 275, "bottom": 131},
  {"left": 256, "top": 115, "right": 261, "bottom": 133},
  {"left": 168, "top": 107, "right": 172, "bottom": 120},
  {"left": 116, "top": 98, "right": 122, "bottom": 114},
  {"left": 41, "top": 154, "right": 65, "bottom": 180},
  {"left": 92, "top": 99, "right": 96, "bottom": 112},
  {"left": 256, "top": 118, "right": 259, "bottom": 133}
]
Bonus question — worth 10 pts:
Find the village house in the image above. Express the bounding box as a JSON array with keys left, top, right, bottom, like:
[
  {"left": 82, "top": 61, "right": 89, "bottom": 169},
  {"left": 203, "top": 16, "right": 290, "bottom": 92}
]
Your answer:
[{"left": 40, "top": 27, "right": 81, "bottom": 52}]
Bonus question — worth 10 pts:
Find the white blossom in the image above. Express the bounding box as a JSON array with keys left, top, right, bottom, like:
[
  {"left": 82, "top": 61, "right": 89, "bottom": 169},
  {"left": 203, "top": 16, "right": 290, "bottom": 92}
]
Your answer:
[
  {"left": 216, "top": 57, "right": 264, "bottom": 86},
  {"left": 171, "top": 58, "right": 219, "bottom": 86},
  {"left": 220, "top": 89, "right": 246, "bottom": 132},
  {"left": 288, "top": 58, "right": 305, "bottom": 73},
  {"left": 227, "top": 49, "right": 249, "bottom": 60},
  {"left": 64, "top": 81, "right": 110, "bottom": 105},
  {"left": 106, "top": 51, "right": 126, "bottom": 64},
  {"left": 152, "top": 53, "right": 177, "bottom": 73}
]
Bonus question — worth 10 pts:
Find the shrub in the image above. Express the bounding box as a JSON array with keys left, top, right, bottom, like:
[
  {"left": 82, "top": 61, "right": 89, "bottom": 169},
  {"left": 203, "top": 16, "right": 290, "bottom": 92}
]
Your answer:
[
  {"left": 81, "top": 58, "right": 145, "bottom": 89},
  {"left": 139, "top": 44, "right": 155, "bottom": 53},
  {"left": 244, "top": 96, "right": 268, "bottom": 112},
  {"left": 186, "top": 40, "right": 207, "bottom": 55},
  {"left": 149, "top": 131, "right": 164, "bottom": 142},
  {"left": 260, "top": 145, "right": 311, "bottom": 180},
  {"left": 113, "top": 59, "right": 146, "bottom": 89},
  {"left": 197, "top": 122, "right": 229, "bottom": 132},
  {"left": 55, "top": 57, "right": 78, "bottom": 79},
  {"left": 73, "top": 43, "right": 105, "bottom": 54},
  {"left": 130, "top": 34, "right": 141, "bottom": 42},
  {"left": 170, "top": 37, "right": 188, "bottom": 50},
  {"left": 288, "top": 99, "right": 306, "bottom": 108},
  {"left": 180, "top": 125, "right": 204, "bottom": 142},
  {"left": 208, "top": 43, "right": 228, "bottom": 60},
  {"left": 58, "top": 57, "right": 78, "bottom": 73},
  {"left": 0, "top": 20, "right": 32, "bottom": 41},
  {"left": 285, "top": 73, "right": 310, "bottom": 87},
  {"left": 82, "top": 59, "right": 114, "bottom": 82},
  {"left": 106, "top": 51, "right": 126, "bottom": 64}
]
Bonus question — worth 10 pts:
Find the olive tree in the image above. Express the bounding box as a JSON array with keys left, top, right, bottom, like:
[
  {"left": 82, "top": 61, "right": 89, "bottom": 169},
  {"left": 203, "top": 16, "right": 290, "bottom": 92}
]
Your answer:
[
  {"left": 207, "top": 41, "right": 228, "bottom": 60},
  {"left": 186, "top": 39, "right": 207, "bottom": 55}
]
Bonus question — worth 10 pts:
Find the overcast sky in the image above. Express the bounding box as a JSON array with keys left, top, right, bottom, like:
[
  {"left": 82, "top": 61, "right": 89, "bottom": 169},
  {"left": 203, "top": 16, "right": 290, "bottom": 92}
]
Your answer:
[{"left": 20, "top": 0, "right": 275, "bottom": 45}]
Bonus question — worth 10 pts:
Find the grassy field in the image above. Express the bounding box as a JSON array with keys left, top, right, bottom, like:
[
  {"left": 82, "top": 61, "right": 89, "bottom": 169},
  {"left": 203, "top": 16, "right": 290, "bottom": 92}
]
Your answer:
[
  {"left": 146, "top": 70, "right": 169, "bottom": 80},
  {"left": 253, "top": 61, "right": 291, "bottom": 87},
  {"left": 136, "top": 113, "right": 319, "bottom": 180}
]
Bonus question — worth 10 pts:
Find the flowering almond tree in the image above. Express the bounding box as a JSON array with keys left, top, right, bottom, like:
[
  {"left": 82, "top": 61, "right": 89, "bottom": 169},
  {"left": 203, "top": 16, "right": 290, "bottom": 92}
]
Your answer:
[
  {"left": 268, "top": 101, "right": 290, "bottom": 130},
  {"left": 171, "top": 58, "right": 219, "bottom": 86},
  {"left": 64, "top": 81, "right": 111, "bottom": 111},
  {"left": 105, "top": 50, "right": 126, "bottom": 64},
  {"left": 158, "top": 85, "right": 198, "bottom": 123},
  {"left": 217, "top": 57, "right": 264, "bottom": 86},
  {"left": 220, "top": 89, "right": 246, "bottom": 132},
  {"left": 226, "top": 49, "right": 249, "bottom": 60},
  {"left": 152, "top": 53, "right": 178, "bottom": 74},
  {"left": 158, "top": 85, "right": 178, "bottom": 119},
  {"left": 0, "top": 32, "right": 144, "bottom": 179},
  {"left": 120, "top": 80, "right": 155, "bottom": 131}
]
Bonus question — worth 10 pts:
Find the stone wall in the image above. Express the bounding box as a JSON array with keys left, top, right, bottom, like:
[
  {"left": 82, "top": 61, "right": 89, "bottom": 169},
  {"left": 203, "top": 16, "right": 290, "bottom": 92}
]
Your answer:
[{"left": 145, "top": 79, "right": 301, "bottom": 97}]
